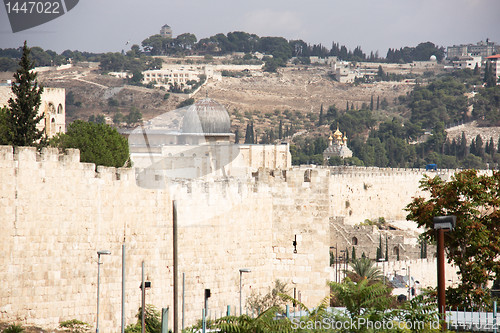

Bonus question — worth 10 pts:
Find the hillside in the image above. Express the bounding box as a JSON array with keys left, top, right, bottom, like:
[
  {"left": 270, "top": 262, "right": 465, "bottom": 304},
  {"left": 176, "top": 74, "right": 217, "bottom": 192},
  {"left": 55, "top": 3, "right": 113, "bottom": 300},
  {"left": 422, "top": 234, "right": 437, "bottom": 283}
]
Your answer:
[{"left": 38, "top": 64, "right": 413, "bottom": 137}]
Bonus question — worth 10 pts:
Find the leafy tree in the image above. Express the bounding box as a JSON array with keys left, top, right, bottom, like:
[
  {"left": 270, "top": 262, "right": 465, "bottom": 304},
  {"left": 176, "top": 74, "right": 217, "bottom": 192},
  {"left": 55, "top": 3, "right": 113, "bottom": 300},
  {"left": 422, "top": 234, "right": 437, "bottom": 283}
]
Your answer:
[
  {"left": 50, "top": 120, "right": 129, "bottom": 168},
  {"left": 126, "top": 109, "right": 142, "bottom": 125},
  {"left": 405, "top": 77, "right": 468, "bottom": 128},
  {"left": 247, "top": 280, "right": 288, "bottom": 314},
  {"left": 176, "top": 98, "right": 194, "bottom": 108},
  {"left": 472, "top": 86, "right": 500, "bottom": 125},
  {"left": 395, "top": 290, "right": 439, "bottom": 332},
  {"left": 0, "top": 57, "right": 19, "bottom": 71},
  {"left": 113, "top": 112, "right": 124, "bottom": 125},
  {"left": 3, "top": 41, "right": 45, "bottom": 147},
  {"left": 406, "top": 170, "right": 500, "bottom": 309}
]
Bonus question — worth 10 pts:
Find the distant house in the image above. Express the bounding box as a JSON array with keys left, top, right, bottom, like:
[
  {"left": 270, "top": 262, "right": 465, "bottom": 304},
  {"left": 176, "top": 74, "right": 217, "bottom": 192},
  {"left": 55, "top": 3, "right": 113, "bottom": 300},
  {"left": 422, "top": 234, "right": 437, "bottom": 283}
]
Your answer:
[{"left": 452, "top": 55, "right": 482, "bottom": 70}]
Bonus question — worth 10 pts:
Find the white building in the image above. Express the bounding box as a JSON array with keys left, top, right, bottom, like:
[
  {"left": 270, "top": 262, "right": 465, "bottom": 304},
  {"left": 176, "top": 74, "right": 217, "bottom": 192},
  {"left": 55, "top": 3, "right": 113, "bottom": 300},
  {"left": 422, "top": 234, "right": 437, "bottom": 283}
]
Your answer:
[
  {"left": 142, "top": 65, "right": 221, "bottom": 89},
  {"left": 452, "top": 55, "right": 482, "bottom": 70},
  {"left": 486, "top": 54, "right": 500, "bottom": 82}
]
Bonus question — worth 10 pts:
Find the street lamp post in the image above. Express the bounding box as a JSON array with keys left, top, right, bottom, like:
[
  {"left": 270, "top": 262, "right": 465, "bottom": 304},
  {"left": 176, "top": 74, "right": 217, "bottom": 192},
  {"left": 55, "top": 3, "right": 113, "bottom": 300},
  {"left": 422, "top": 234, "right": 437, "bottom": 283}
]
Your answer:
[
  {"left": 433, "top": 215, "right": 456, "bottom": 331},
  {"left": 239, "top": 268, "right": 251, "bottom": 316},
  {"left": 96, "top": 250, "right": 111, "bottom": 333},
  {"left": 339, "top": 250, "right": 346, "bottom": 281},
  {"left": 330, "top": 246, "right": 337, "bottom": 283}
]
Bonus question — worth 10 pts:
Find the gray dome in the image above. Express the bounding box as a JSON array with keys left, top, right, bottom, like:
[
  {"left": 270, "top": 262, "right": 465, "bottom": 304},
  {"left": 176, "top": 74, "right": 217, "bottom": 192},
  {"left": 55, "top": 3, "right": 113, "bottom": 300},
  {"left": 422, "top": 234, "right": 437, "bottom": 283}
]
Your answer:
[{"left": 181, "top": 98, "right": 231, "bottom": 134}]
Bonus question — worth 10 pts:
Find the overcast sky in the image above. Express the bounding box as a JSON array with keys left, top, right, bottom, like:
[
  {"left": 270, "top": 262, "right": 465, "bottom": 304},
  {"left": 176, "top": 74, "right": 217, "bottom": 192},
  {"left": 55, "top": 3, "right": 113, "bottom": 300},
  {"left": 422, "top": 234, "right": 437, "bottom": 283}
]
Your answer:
[{"left": 1, "top": 0, "right": 499, "bottom": 55}]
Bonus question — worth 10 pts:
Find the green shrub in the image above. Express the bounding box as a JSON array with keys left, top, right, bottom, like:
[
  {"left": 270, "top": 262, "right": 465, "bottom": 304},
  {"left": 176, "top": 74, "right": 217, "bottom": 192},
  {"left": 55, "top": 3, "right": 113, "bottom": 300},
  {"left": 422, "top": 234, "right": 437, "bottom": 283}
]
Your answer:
[
  {"left": 3, "top": 324, "right": 24, "bottom": 333},
  {"left": 59, "top": 319, "right": 90, "bottom": 332}
]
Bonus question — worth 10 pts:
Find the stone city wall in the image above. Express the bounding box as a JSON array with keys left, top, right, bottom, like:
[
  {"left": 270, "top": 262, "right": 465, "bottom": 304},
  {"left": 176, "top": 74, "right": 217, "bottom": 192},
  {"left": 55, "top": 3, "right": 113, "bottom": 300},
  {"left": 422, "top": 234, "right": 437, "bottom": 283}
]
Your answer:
[
  {"left": 0, "top": 146, "right": 328, "bottom": 331},
  {"left": 326, "top": 166, "right": 458, "bottom": 225}
]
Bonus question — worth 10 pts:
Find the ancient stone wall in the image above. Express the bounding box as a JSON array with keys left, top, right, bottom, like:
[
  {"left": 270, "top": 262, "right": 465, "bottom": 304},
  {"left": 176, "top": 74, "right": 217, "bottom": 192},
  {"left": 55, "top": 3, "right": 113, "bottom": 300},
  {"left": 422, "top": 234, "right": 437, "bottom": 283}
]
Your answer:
[
  {"left": 0, "top": 147, "right": 327, "bottom": 331},
  {"left": 0, "top": 147, "right": 473, "bottom": 331},
  {"left": 327, "top": 166, "right": 458, "bottom": 225}
]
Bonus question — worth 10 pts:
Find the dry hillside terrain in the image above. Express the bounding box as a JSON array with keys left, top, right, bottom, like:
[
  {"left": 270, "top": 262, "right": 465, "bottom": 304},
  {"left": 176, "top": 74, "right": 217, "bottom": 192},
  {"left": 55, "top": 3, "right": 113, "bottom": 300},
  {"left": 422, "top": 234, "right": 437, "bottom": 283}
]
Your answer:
[
  {"left": 33, "top": 64, "right": 499, "bottom": 143},
  {"left": 37, "top": 64, "right": 413, "bottom": 137}
]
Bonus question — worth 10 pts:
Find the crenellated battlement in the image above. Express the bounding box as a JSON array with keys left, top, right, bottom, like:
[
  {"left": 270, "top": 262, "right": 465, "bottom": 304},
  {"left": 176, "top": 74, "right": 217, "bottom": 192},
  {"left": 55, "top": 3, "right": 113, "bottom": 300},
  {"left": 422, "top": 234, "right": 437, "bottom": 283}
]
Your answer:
[{"left": 0, "top": 145, "right": 136, "bottom": 183}]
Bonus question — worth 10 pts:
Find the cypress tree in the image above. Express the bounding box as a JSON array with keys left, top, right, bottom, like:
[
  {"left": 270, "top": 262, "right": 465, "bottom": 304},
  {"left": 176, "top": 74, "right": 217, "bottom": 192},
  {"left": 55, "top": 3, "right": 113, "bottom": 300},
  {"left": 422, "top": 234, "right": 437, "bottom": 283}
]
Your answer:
[
  {"left": 234, "top": 128, "right": 240, "bottom": 144},
  {"left": 376, "top": 234, "right": 382, "bottom": 260},
  {"left": 250, "top": 122, "right": 255, "bottom": 144},
  {"left": 318, "top": 104, "right": 324, "bottom": 126},
  {"left": 244, "top": 123, "right": 254, "bottom": 144},
  {"left": 470, "top": 138, "right": 476, "bottom": 156},
  {"left": 459, "top": 132, "right": 467, "bottom": 159},
  {"left": 475, "top": 134, "right": 484, "bottom": 157},
  {"left": 489, "top": 137, "right": 495, "bottom": 156},
  {"left": 376, "top": 96, "right": 380, "bottom": 110},
  {"left": 385, "top": 236, "right": 388, "bottom": 261},
  {"left": 352, "top": 246, "right": 356, "bottom": 261},
  {"left": 5, "top": 41, "right": 45, "bottom": 147},
  {"left": 473, "top": 63, "right": 479, "bottom": 76},
  {"left": 370, "top": 95, "right": 374, "bottom": 111},
  {"left": 278, "top": 119, "right": 283, "bottom": 140}
]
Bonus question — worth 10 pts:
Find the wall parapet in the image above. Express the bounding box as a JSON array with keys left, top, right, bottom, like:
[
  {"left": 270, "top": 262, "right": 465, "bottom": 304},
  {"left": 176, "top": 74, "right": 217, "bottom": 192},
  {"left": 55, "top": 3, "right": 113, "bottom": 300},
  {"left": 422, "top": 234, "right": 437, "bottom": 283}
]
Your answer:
[{"left": 0, "top": 145, "right": 135, "bottom": 183}]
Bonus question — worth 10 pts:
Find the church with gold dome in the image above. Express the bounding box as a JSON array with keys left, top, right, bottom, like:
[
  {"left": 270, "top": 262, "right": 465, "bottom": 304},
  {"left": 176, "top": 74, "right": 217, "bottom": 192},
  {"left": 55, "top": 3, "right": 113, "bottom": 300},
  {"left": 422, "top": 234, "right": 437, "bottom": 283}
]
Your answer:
[{"left": 323, "top": 127, "right": 353, "bottom": 162}]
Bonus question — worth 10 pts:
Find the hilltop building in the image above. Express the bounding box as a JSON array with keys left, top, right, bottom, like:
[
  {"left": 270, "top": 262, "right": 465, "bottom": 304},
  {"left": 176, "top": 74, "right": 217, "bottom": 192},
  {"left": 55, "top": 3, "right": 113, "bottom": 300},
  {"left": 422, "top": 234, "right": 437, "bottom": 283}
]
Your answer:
[
  {"left": 447, "top": 40, "right": 500, "bottom": 59},
  {"left": 452, "top": 55, "right": 482, "bottom": 70},
  {"left": 160, "top": 24, "right": 172, "bottom": 38},
  {"left": 323, "top": 127, "right": 353, "bottom": 161},
  {"left": 0, "top": 85, "right": 65, "bottom": 137}
]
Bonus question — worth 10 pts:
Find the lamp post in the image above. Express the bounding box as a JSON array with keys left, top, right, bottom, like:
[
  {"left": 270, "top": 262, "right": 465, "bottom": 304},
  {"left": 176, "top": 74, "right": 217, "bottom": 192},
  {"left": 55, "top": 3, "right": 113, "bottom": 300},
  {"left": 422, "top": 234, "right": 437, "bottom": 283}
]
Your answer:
[
  {"left": 330, "top": 246, "right": 337, "bottom": 283},
  {"left": 239, "top": 268, "right": 251, "bottom": 315},
  {"left": 96, "top": 250, "right": 111, "bottom": 333},
  {"left": 433, "top": 215, "right": 456, "bottom": 331},
  {"left": 339, "top": 250, "right": 346, "bottom": 281}
]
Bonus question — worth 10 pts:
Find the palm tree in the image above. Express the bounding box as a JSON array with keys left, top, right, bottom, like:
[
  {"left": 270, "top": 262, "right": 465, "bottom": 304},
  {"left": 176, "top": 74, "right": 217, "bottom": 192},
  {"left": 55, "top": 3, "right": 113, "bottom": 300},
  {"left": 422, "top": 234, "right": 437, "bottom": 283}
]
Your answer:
[{"left": 346, "top": 257, "right": 383, "bottom": 282}]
